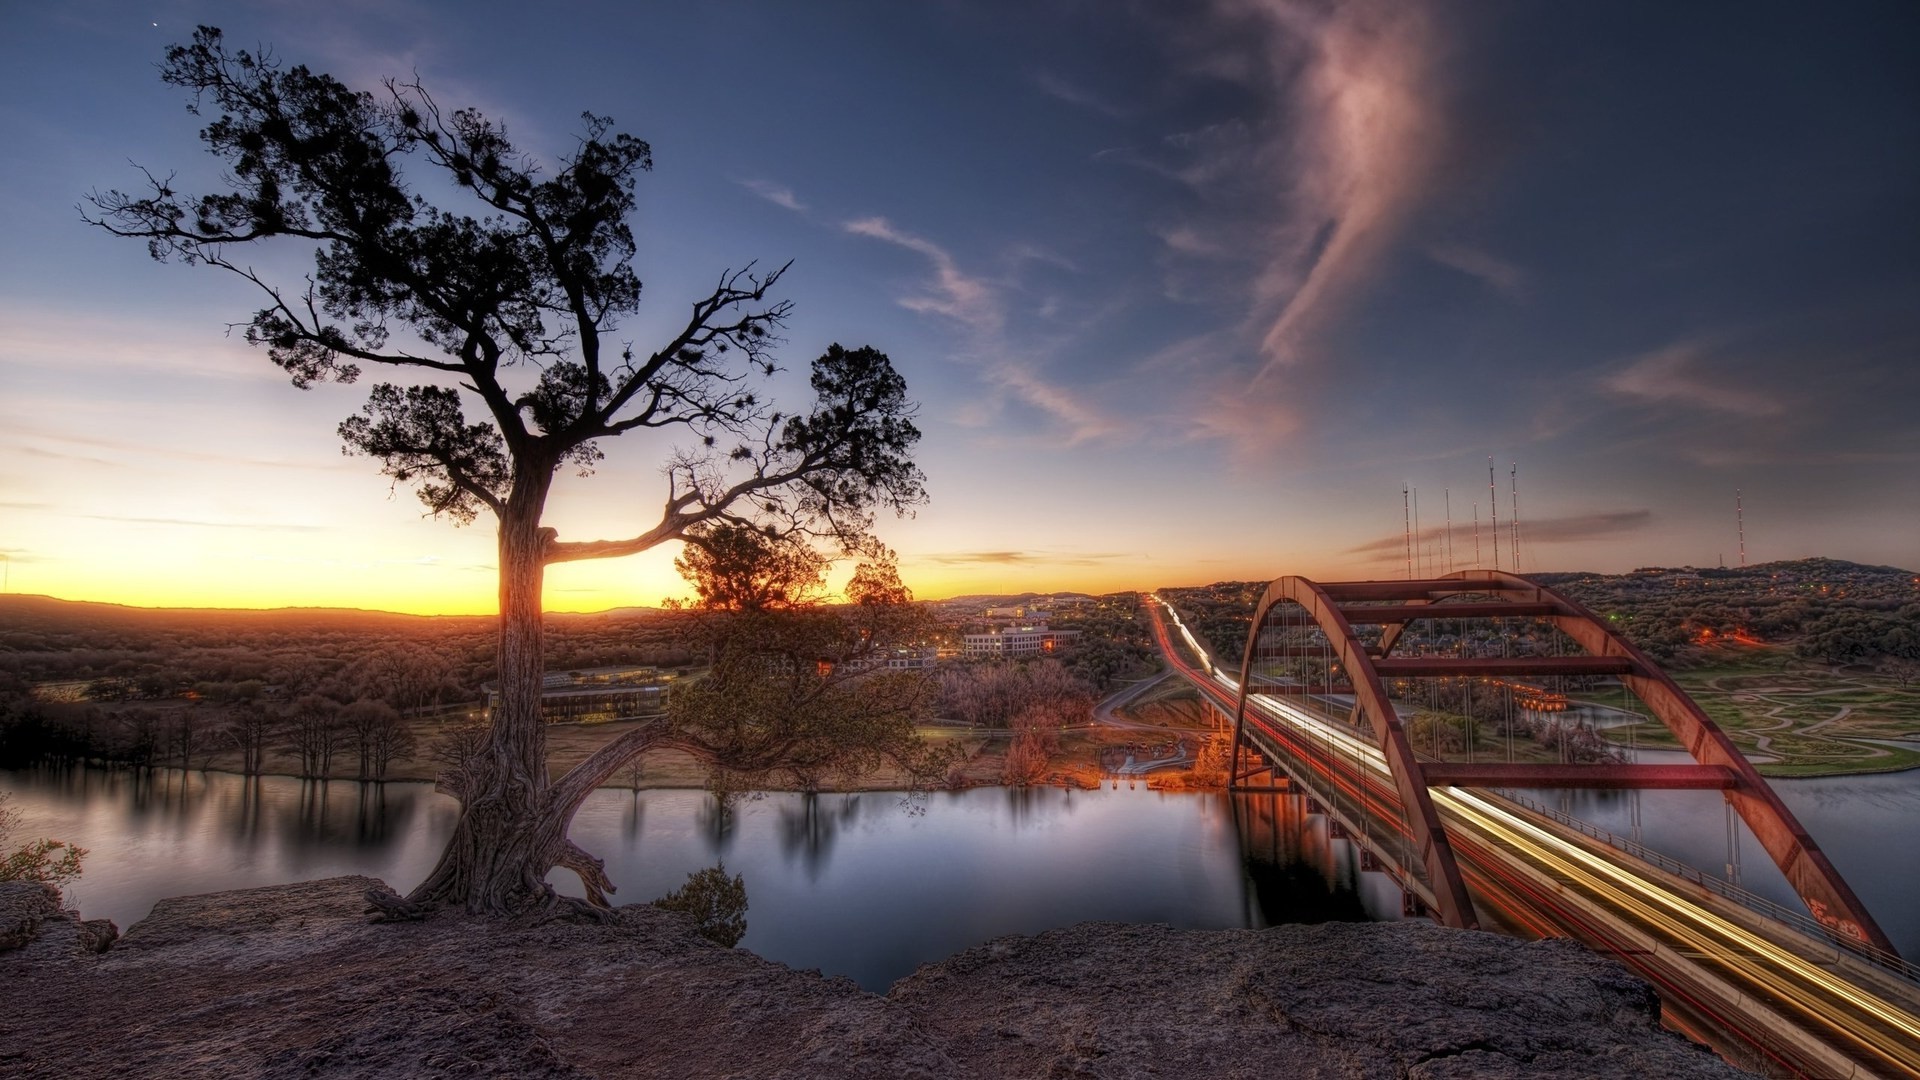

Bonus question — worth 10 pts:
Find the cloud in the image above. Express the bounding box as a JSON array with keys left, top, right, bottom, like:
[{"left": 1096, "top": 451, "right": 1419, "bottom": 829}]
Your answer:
[
  {"left": 2, "top": 427, "right": 360, "bottom": 473},
  {"left": 844, "top": 217, "right": 1002, "bottom": 335},
  {"left": 845, "top": 216, "right": 1120, "bottom": 444},
  {"left": 1602, "top": 339, "right": 1786, "bottom": 418},
  {"left": 1031, "top": 70, "right": 1129, "bottom": 118},
  {"left": 1248, "top": 1, "right": 1447, "bottom": 375},
  {"left": 79, "top": 514, "right": 332, "bottom": 532},
  {"left": 1427, "top": 243, "right": 1527, "bottom": 297},
  {"left": 984, "top": 362, "right": 1119, "bottom": 444},
  {"left": 922, "top": 550, "right": 1129, "bottom": 567},
  {"left": 1345, "top": 510, "right": 1654, "bottom": 555},
  {"left": 739, "top": 178, "right": 806, "bottom": 212}
]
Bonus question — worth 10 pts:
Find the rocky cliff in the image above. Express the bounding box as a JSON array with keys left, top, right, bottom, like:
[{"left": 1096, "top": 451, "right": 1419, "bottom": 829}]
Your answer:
[{"left": 0, "top": 877, "right": 1750, "bottom": 1078}]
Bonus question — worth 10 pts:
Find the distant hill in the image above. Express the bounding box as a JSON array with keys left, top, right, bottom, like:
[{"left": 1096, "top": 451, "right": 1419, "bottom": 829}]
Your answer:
[{"left": 0, "top": 593, "right": 664, "bottom": 632}]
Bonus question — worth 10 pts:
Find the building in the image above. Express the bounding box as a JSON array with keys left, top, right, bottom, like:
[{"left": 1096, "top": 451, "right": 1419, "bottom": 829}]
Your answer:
[
  {"left": 960, "top": 625, "right": 1081, "bottom": 659},
  {"left": 483, "top": 666, "right": 671, "bottom": 725},
  {"left": 838, "top": 647, "right": 939, "bottom": 675}
]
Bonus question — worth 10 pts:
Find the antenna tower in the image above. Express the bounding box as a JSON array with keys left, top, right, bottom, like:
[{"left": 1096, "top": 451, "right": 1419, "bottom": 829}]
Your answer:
[
  {"left": 1413, "top": 487, "right": 1423, "bottom": 578},
  {"left": 1473, "top": 503, "right": 1481, "bottom": 568},
  {"left": 1488, "top": 458, "right": 1500, "bottom": 572},
  {"left": 1403, "top": 485, "right": 1413, "bottom": 580},
  {"left": 1509, "top": 462, "right": 1522, "bottom": 573},
  {"left": 1736, "top": 489, "right": 1746, "bottom": 568},
  {"left": 1444, "top": 489, "right": 1454, "bottom": 575}
]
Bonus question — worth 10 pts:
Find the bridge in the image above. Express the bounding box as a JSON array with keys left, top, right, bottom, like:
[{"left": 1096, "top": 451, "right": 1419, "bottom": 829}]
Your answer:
[{"left": 1144, "top": 573, "right": 1920, "bottom": 1079}]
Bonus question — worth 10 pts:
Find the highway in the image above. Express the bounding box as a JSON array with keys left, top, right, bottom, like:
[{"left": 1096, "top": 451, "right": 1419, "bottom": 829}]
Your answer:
[{"left": 1143, "top": 594, "right": 1920, "bottom": 1079}]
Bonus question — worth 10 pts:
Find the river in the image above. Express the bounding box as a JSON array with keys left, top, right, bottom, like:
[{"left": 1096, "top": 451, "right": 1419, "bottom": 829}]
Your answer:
[{"left": 4, "top": 764, "right": 1913, "bottom": 988}]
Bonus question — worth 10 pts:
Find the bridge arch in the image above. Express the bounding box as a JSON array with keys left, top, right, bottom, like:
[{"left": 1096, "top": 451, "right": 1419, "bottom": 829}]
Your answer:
[{"left": 1228, "top": 569, "right": 1896, "bottom": 954}]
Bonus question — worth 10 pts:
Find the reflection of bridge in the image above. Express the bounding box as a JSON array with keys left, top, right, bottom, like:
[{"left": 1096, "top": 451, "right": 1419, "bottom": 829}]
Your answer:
[{"left": 1144, "top": 575, "right": 1920, "bottom": 1078}]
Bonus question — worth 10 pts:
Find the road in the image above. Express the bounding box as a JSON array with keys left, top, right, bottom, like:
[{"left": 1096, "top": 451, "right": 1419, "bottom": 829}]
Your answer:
[{"left": 1144, "top": 594, "right": 1920, "bottom": 1079}]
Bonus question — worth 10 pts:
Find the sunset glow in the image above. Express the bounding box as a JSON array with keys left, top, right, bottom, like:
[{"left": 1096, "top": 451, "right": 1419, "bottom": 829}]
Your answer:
[{"left": 2, "top": 2, "right": 1915, "bottom": 614}]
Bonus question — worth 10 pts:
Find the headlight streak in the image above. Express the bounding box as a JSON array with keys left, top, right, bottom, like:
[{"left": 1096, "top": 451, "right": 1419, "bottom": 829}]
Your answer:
[{"left": 1243, "top": 687, "right": 1920, "bottom": 1073}]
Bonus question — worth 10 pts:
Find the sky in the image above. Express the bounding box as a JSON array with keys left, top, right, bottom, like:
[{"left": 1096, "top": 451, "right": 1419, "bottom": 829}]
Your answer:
[{"left": 2, "top": 1, "right": 1916, "bottom": 614}]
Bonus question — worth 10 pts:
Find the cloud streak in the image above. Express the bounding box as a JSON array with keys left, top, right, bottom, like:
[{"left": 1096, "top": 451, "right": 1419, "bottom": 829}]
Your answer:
[
  {"left": 844, "top": 216, "right": 1117, "bottom": 443},
  {"left": 1428, "top": 243, "right": 1527, "bottom": 297},
  {"left": 1345, "top": 510, "right": 1654, "bottom": 556},
  {"left": 79, "top": 514, "right": 332, "bottom": 532},
  {"left": 1602, "top": 339, "right": 1786, "bottom": 418},
  {"left": 739, "top": 178, "right": 806, "bottom": 212},
  {"left": 1031, "top": 70, "right": 1128, "bottom": 118},
  {"left": 921, "top": 550, "right": 1130, "bottom": 567}
]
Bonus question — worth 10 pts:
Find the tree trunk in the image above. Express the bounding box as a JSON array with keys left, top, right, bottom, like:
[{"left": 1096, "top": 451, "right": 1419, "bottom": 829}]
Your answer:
[{"left": 387, "top": 479, "right": 564, "bottom": 914}]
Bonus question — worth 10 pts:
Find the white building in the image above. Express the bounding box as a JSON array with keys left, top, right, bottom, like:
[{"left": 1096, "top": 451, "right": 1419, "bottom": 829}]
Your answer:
[{"left": 961, "top": 625, "right": 1081, "bottom": 659}]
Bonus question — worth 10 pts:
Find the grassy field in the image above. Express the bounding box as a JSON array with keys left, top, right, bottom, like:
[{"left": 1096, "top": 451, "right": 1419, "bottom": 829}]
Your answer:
[{"left": 1607, "top": 645, "right": 1920, "bottom": 776}]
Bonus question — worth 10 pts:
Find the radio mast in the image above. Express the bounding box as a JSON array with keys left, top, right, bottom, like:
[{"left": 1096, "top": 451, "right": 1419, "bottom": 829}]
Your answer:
[
  {"left": 1403, "top": 485, "right": 1413, "bottom": 580},
  {"left": 1488, "top": 458, "right": 1501, "bottom": 572},
  {"left": 1736, "top": 489, "right": 1746, "bottom": 568}
]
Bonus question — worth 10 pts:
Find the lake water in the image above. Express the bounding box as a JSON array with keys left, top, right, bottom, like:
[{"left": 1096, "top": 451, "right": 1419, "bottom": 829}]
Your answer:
[
  {"left": 1, "top": 768, "right": 1408, "bottom": 989},
  {"left": 6, "top": 764, "right": 1913, "bottom": 987}
]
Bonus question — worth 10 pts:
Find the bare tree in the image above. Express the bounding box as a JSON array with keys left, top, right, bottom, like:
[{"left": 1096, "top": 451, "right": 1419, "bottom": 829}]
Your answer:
[
  {"left": 171, "top": 704, "right": 221, "bottom": 770},
  {"left": 343, "top": 699, "right": 415, "bottom": 781},
  {"left": 284, "top": 695, "right": 344, "bottom": 779},
  {"left": 88, "top": 29, "right": 925, "bottom": 917},
  {"left": 227, "top": 703, "right": 277, "bottom": 777}
]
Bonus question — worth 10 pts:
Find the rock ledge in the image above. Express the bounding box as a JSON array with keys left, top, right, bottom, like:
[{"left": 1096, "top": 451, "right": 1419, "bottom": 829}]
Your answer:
[{"left": 0, "top": 877, "right": 1750, "bottom": 1078}]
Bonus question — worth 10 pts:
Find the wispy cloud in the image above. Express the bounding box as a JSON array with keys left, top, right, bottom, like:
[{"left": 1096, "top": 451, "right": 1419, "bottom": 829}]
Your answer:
[
  {"left": 1235, "top": 0, "right": 1449, "bottom": 378},
  {"left": 985, "top": 362, "right": 1118, "bottom": 444},
  {"left": 1427, "top": 243, "right": 1527, "bottom": 297},
  {"left": 1602, "top": 338, "right": 1786, "bottom": 418},
  {"left": 1031, "top": 70, "right": 1128, "bottom": 118},
  {"left": 844, "top": 216, "right": 1002, "bottom": 334},
  {"left": 922, "top": 550, "right": 1129, "bottom": 567},
  {"left": 844, "top": 216, "right": 1117, "bottom": 443},
  {"left": 1120, "top": 0, "right": 1452, "bottom": 457},
  {"left": 1345, "top": 510, "right": 1654, "bottom": 555},
  {"left": 739, "top": 178, "right": 806, "bottom": 212},
  {"left": 79, "top": 514, "right": 332, "bottom": 532}
]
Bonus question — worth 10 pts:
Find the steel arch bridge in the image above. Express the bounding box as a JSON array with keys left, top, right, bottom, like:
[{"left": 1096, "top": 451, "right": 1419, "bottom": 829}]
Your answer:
[{"left": 1226, "top": 569, "right": 1897, "bottom": 955}]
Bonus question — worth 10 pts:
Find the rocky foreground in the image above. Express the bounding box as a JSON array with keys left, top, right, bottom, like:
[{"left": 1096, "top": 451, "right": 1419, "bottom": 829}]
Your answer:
[{"left": 1, "top": 877, "right": 1751, "bottom": 1079}]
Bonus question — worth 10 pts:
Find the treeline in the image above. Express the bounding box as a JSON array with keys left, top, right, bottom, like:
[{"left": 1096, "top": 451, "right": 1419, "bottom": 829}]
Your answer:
[
  {"left": 939, "top": 662, "right": 1096, "bottom": 785},
  {"left": 1048, "top": 596, "right": 1156, "bottom": 689},
  {"left": 0, "top": 597, "right": 703, "bottom": 707},
  {"left": 1163, "top": 562, "right": 1919, "bottom": 673},
  {"left": 0, "top": 597, "right": 713, "bottom": 777},
  {"left": 1543, "top": 561, "right": 1919, "bottom": 669},
  {"left": 0, "top": 689, "right": 421, "bottom": 781}
]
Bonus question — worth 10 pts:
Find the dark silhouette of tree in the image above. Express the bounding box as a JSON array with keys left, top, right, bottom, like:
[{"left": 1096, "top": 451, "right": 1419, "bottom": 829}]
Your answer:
[{"left": 87, "top": 28, "right": 924, "bottom": 916}]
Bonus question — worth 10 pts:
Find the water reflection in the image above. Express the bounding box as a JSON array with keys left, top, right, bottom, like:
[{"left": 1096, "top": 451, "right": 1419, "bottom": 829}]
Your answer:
[{"left": 53, "top": 766, "right": 1902, "bottom": 991}]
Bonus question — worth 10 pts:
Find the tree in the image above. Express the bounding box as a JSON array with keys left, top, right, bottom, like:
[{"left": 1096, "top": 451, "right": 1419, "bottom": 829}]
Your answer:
[
  {"left": 653, "top": 863, "right": 747, "bottom": 947},
  {"left": 0, "top": 793, "right": 86, "bottom": 887},
  {"left": 674, "top": 522, "right": 830, "bottom": 613},
  {"left": 343, "top": 699, "right": 415, "bottom": 780},
  {"left": 88, "top": 29, "right": 925, "bottom": 916},
  {"left": 285, "top": 694, "right": 345, "bottom": 779},
  {"left": 227, "top": 702, "right": 277, "bottom": 776}
]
